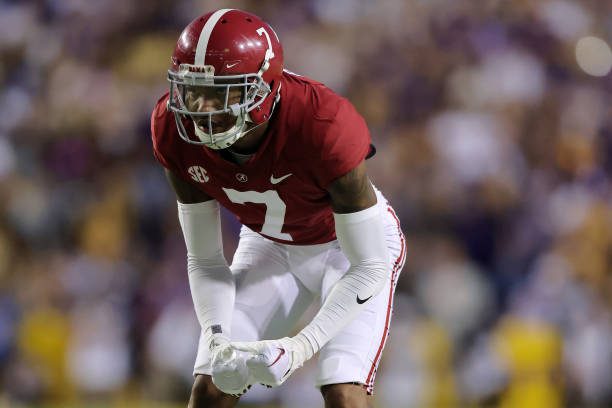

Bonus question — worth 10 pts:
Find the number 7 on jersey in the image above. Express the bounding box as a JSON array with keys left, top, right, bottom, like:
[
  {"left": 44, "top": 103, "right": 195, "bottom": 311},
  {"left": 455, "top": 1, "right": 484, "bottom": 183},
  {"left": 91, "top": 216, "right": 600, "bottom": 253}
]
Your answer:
[{"left": 222, "top": 188, "right": 292, "bottom": 241}]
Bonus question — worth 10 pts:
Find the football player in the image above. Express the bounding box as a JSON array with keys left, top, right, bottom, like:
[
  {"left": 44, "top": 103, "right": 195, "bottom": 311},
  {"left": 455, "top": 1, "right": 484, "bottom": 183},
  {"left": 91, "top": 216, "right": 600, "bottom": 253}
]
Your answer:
[{"left": 151, "top": 9, "right": 406, "bottom": 408}]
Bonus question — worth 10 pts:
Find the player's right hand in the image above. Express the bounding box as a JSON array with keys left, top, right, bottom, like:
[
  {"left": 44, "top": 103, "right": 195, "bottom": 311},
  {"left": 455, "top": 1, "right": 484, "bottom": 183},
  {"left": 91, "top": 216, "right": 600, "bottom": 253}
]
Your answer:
[
  {"left": 231, "top": 337, "right": 306, "bottom": 388},
  {"left": 210, "top": 336, "right": 251, "bottom": 396}
]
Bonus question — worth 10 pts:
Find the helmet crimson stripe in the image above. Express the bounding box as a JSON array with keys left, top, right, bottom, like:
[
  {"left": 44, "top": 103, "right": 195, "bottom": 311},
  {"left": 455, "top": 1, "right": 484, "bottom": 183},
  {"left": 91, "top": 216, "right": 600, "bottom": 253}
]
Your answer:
[{"left": 195, "top": 8, "right": 233, "bottom": 65}]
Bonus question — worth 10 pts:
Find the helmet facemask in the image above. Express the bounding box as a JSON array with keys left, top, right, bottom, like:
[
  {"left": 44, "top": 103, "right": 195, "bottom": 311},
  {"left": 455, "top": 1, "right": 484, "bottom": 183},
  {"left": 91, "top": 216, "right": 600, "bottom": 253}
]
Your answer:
[{"left": 167, "top": 64, "right": 272, "bottom": 149}]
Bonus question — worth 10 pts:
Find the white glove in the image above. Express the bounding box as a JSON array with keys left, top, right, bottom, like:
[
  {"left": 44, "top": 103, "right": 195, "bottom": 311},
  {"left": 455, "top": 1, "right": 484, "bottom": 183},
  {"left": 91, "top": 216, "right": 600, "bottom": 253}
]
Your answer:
[
  {"left": 231, "top": 336, "right": 311, "bottom": 387},
  {"left": 210, "top": 335, "right": 251, "bottom": 396}
]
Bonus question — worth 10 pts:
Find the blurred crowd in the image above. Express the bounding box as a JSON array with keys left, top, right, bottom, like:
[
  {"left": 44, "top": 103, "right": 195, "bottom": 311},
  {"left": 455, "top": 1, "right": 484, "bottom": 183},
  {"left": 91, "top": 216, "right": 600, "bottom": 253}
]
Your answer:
[{"left": 0, "top": 0, "right": 611, "bottom": 407}]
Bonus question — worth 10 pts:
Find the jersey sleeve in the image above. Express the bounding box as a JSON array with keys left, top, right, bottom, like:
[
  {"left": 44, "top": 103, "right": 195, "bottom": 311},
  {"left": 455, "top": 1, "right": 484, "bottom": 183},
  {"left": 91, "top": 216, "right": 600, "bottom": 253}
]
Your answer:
[
  {"left": 311, "top": 98, "right": 371, "bottom": 188},
  {"left": 150, "top": 93, "right": 178, "bottom": 171}
]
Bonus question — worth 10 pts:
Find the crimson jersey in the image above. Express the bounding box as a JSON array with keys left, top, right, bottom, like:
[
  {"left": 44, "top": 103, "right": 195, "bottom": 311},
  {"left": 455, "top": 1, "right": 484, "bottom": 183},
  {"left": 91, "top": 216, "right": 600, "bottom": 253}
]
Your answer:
[{"left": 151, "top": 71, "right": 371, "bottom": 245}]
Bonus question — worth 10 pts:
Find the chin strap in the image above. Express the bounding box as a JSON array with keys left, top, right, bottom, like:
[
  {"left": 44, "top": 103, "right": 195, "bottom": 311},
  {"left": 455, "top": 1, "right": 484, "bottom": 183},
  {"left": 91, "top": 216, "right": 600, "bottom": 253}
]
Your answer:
[
  {"left": 221, "top": 83, "right": 281, "bottom": 149},
  {"left": 238, "top": 119, "right": 268, "bottom": 138},
  {"left": 192, "top": 112, "right": 248, "bottom": 150}
]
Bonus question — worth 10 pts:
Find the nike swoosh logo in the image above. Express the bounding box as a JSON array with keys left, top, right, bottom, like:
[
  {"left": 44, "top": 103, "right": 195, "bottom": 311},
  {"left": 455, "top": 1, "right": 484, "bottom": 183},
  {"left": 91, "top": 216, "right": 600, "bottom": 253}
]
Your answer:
[
  {"left": 267, "top": 348, "right": 285, "bottom": 367},
  {"left": 226, "top": 62, "right": 240, "bottom": 68},
  {"left": 356, "top": 294, "right": 372, "bottom": 304},
  {"left": 270, "top": 173, "right": 292, "bottom": 184},
  {"left": 282, "top": 365, "right": 292, "bottom": 379}
]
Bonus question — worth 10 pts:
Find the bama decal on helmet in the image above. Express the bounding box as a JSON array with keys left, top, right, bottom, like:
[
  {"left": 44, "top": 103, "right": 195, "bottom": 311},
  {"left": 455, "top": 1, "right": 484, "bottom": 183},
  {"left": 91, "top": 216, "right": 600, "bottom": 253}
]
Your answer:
[{"left": 183, "top": 65, "right": 214, "bottom": 74}]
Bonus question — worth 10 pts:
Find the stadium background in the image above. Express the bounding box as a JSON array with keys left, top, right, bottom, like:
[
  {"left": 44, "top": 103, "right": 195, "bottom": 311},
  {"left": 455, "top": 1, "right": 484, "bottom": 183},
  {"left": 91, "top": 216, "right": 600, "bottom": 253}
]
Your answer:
[{"left": 0, "top": 0, "right": 611, "bottom": 407}]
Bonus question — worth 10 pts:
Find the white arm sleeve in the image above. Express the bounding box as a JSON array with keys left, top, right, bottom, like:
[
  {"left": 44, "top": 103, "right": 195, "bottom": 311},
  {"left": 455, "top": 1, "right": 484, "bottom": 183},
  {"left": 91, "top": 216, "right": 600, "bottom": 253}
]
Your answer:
[
  {"left": 177, "top": 200, "right": 235, "bottom": 350},
  {"left": 293, "top": 201, "right": 390, "bottom": 359}
]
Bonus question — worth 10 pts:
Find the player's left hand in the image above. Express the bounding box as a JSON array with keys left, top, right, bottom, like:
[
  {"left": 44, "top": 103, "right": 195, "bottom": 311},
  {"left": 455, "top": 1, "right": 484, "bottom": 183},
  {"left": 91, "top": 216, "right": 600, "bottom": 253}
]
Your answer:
[{"left": 231, "top": 337, "right": 307, "bottom": 387}]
